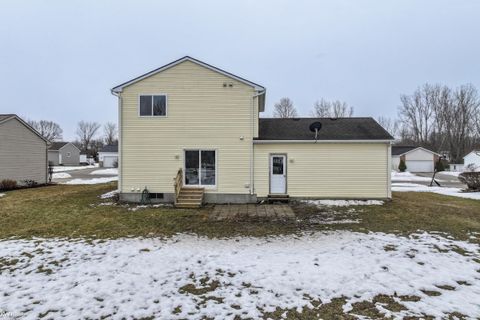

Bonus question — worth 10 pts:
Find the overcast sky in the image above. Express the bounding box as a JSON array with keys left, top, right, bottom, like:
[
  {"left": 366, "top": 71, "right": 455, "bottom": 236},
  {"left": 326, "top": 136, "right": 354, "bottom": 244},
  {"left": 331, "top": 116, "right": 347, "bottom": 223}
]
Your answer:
[{"left": 1, "top": 0, "right": 479, "bottom": 140}]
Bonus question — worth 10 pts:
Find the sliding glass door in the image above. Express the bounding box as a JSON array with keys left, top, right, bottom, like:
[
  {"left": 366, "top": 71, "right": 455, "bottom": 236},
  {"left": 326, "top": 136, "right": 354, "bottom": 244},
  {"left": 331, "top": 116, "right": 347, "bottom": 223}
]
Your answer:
[{"left": 184, "top": 150, "right": 216, "bottom": 186}]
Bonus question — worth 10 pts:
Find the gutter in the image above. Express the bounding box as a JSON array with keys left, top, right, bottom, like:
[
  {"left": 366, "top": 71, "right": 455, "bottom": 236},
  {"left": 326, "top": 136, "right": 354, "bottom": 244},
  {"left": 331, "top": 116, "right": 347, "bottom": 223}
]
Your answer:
[
  {"left": 253, "top": 139, "right": 394, "bottom": 144},
  {"left": 111, "top": 90, "right": 122, "bottom": 193},
  {"left": 250, "top": 90, "right": 265, "bottom": 195}
]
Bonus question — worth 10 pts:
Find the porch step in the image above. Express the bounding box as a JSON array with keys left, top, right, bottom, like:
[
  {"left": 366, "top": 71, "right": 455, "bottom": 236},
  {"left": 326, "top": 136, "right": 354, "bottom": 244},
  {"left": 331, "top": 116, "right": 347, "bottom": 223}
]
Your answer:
[
  {"left": 175, "top": 187, "right": 204, "bottom": 208},
  {"left": 267, "top": 194, "right": 290, "bottom": 203}
]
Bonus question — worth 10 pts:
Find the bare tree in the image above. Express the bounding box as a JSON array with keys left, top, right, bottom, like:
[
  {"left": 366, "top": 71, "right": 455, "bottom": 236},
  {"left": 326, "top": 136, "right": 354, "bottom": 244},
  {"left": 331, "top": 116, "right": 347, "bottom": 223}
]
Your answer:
[
  {"left": 103, "top": 122, "right": 118, "bottom": 145},
  {"left": 273, "top": 97, "right": 298, "bottom": 118},
  {"left": 28, "top": 120, "right": 63, "bottom": 141},
  {"left": 398, "top": 84, "right": 439, "bottom": 148},
  {"left": 76, "top": 121, "right": 101, "bottom": 153},
  {"left": 377, "top": 116, "right": 400, "bottom": 139},
  {"left": 397, "top": 83, "right": 480, "bottom": 162},
  {"left": 311, "top": 99, "right": 354, "bottom": 117}
]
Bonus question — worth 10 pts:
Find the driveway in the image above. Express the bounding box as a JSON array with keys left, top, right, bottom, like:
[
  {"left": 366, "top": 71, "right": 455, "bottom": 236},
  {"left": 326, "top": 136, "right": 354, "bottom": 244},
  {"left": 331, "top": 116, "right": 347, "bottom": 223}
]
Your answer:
[
  {"left": 52, "top": 167, "right": 118, "bottom": 183},
  {"left": 413, "top": 172, "right": 466, "bottom": 188}
]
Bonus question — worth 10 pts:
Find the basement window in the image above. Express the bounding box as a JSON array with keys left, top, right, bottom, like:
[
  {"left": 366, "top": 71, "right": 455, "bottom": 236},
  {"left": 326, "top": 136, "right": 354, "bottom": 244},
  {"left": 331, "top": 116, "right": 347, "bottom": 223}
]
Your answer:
[
  {"left": 139, "top": 95, "right": 167, "bottom": 117},
  {"left": 149, "top": 193, "right": 164, "bottom": 199}
]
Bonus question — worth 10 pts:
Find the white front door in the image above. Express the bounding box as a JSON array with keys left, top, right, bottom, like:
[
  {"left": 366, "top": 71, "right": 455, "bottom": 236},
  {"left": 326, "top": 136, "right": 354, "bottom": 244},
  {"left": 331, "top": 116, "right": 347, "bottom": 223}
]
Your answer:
[{"left": 270, "top": 155, "right": 286, "bottom": 194}]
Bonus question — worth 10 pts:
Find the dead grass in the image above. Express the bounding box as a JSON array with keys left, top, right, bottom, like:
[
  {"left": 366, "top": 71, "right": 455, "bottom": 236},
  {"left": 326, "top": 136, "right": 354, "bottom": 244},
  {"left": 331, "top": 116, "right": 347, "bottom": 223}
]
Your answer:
[{"left": 1, "top": 183, "right": 480, "bottom": 241}]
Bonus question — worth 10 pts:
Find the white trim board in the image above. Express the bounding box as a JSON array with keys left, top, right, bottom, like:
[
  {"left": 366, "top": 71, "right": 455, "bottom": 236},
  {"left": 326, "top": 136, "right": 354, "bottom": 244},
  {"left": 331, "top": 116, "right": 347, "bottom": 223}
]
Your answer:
[{"left": 253, "top": 140, "right": 393, "bottom": 144}]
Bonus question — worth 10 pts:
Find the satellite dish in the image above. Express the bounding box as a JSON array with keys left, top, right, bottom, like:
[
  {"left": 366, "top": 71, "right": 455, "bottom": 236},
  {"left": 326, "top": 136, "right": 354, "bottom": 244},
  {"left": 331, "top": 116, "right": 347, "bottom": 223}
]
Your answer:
[
  {"left": 309, "top": 121, "right": 322, "bottom": 132},
  {"left": 309, "top": 121, "right": 322, "bottom": 143}
]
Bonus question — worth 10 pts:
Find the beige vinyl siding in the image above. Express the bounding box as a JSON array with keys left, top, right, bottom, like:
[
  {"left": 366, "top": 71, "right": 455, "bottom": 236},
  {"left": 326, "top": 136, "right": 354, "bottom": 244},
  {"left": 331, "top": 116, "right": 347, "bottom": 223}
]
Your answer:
[
  {"left": 254, "top": 143, "right": 390, "bottom": 199},
  {"left": 0, "top": 118, "right": 47, "bottom": 184},
  {"left": 120, "top": 60, "right": 258, "bottom": 194}
]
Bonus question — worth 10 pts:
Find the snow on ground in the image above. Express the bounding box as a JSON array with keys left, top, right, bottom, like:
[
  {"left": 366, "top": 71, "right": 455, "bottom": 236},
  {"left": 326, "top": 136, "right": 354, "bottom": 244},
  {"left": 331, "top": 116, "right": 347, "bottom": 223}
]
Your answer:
[
  {"left": 52, "top": 165, "right": 96, "bottom": 172},
  {"left": 392, "top": 182, "right": 480, "bottom": 200},
  {"left": 52, "top": 172, "right": 72, "bottom": 179},
  {"left": 0, "top": 232, "right": 478, "bottom": 319},
  {"left": 90, "top": 168, "right": 118, "bottom": 175},
  {"left": 63, "top": 177, "right": 118, "bottom": 185},
  {"left": 100, "top": 190, "right": 118, "bottom": 199},
  {"left": 391, "top": 171, "right": 436, "bottom": 182},
  {"left": 441, "top": 171, "right": 462, "bottom": 177},
  {"left": 305, "top": 199, "right": 384, "bottom": 207},
  {"left": 0, "top": 193, "right": 5, "bottom": 198}
]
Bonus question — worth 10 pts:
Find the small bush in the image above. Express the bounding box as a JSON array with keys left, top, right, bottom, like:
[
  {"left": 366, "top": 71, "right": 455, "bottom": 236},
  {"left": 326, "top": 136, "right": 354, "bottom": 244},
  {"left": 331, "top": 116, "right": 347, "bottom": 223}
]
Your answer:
[
  {"left": 22, "top": 180, "right": 38, "bottom": 188},
  {"left": 113, "top": 160, "right": 118, "bottom": 168},
  {"left": 458, "top": 172, "right": 480, "bottom": 191},
  {"left": 0, "top": 179, "right": 17, "bottom": 191},
  {"left": 398, "top": 159, "right": 407, "bottom": 172},
  {"left": 435, "top": 160, "right": 445, "bottom": 172}
]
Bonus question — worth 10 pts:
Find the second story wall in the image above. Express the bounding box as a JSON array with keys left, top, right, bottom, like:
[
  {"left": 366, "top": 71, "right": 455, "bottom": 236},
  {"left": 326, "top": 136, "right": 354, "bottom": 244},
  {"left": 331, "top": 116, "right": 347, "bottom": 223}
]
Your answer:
[{"left": 120, "top": 60, "right": 260, "bottom": 194}]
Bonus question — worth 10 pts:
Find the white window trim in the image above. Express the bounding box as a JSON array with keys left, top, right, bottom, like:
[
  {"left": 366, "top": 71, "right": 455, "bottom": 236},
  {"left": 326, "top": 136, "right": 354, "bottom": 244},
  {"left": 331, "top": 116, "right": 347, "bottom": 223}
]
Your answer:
[
  {"left": 138, "top": 94, "right": 168, "bottom": 117},
  {"left": 183, "top": 149, "right": 218, "bottom": 189}
]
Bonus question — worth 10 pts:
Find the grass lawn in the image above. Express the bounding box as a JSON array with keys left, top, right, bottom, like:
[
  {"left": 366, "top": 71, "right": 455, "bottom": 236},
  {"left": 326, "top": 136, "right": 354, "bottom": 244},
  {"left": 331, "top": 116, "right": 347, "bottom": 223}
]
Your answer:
[
  {"left": 1, "top": 183, "right": 480, "bottom": 319},
  {"left": 0, "top": 182, "right": 479, "bottom": 241}
]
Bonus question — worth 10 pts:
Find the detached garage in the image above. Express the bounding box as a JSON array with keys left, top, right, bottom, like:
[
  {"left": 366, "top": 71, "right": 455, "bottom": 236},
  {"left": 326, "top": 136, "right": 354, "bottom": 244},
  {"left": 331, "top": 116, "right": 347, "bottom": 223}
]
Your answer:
[
  {"left": 98, "top": 144, "right": 118, "bottom": 168},
  {"left": 392, "top": 146, "right": 440, "bottom": 173}
]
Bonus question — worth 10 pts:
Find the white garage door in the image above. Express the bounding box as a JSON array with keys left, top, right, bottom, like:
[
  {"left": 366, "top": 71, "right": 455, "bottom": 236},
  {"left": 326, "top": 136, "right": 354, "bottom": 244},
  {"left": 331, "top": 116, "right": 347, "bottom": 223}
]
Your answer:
[
  {"left": 405, "top": 160, "right": 434, "bottom": 172},
  {"left": 103, "top": 156, "right": 117, "bottom": 168}
]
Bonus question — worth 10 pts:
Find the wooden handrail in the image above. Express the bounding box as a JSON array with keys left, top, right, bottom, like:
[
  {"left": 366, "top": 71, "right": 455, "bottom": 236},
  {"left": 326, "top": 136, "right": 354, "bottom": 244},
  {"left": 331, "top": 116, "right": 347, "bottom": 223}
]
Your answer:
[{"left": 174, "top": 168, "right": 183, "bottom": 204}]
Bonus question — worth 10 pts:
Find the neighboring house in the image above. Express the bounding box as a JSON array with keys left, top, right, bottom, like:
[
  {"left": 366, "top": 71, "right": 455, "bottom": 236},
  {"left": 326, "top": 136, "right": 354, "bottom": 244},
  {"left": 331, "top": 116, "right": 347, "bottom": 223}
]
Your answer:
[
  {"left": 111, "top": 56, "right": 393, "bottom": 206},
  {"left": 48, "top": 142, "right": 80, "bottom": 166},
  {"left": 98, "top": 144, "right": 118, "bottom": 168},
  {"left": 391, "top": 146, "right": 441, "bottom": 172},
  {"left": 0, "top": 114, "right": 48, "bottom": 185},
  {"left": 463, "top": 150, "right": 480, "bottom": 169}
]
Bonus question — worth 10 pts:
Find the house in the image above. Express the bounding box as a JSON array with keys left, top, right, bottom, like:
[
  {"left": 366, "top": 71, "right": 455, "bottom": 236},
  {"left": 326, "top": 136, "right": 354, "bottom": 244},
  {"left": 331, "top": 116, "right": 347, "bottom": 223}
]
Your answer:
[
  {"left": 111, "top": 56, "right": 393, "bottom": 206},
  {"left": 0, "top": 114, "right": 48, "bottom": 185},
  {"left": 98, "top": 144, "right": 118, "bottom": 168},
  {"left": 463, "top": 150, "right": 480, "bottom": 170},
  {"left": 48, "top": 142, "right": 80, "bottom": 166},
  {"left": 391, "top": 146, "right": 440, "bottom": 172}
]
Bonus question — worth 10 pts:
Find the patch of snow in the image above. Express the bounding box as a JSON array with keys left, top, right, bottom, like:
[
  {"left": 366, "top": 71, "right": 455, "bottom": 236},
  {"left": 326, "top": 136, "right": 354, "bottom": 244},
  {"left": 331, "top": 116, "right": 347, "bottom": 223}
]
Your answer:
[
  {"left": 100, "top": 190, "right": 118, "bottom": 199},
  {"left": 0, "top": 232, "right": 478, "bottom": 319},
  {"left": 392, "top": 183, "right": 480, "bottom": 200},
  {"left": 52, "top": 172, "right": 72, "bottom": 179},
  {"left": 313, "top": 219, "right": 361, "bottom": 224},
  {"left": 305, "top": 199, "right": 384, "bottom": 207},
  {"left": 440, "top": 171, "right": 462, "bottom": 177},
  {"left": 128, "top": 204, "right": 169, "bottom": 211},
  {"left": 391, "top": 171, "right": 436, "bottom": 182},
  {"left": 52, "top": 165, "right": 96, "bottom": 172},
  {"left": 90, "top": 168, "right": 118, "bottom": 175},
  {"left": 63, "top": 177, "right": 118, "bottom": 185},
  {"left": 98, "top": 202, "right": 114, "bottom": 206},
  {"left": 0, "top": 193, "right": 5, "bottom": 198}
]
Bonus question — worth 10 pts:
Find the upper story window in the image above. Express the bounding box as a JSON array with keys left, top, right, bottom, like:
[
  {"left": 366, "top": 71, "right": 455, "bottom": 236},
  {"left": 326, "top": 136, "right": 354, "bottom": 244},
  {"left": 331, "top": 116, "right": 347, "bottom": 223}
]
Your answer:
[{"left": 139, "top": 95, "right": 167, "bottom": 117}]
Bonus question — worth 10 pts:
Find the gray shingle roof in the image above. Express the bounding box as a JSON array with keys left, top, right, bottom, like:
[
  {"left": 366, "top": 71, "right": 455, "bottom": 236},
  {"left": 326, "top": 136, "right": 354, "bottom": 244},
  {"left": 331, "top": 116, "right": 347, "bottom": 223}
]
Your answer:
[
  {"left": 391, "top": 146, "right": 419, "bottom": 156},
  {"left": 100, "top": 144, "right": 118, "bottom": 153},
  {"left": 48, "top": 142, "right": 69, "bottom": 151},
  {"left": 256, "top": 117, "right": 394, "bottom": 141}
]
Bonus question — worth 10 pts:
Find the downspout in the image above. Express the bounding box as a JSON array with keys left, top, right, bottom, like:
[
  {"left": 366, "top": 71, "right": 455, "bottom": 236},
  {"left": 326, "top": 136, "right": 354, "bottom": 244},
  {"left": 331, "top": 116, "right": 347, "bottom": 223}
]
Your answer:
[
  {"left": 251, "top": 90, "right": 265, "bottom": 197},
  {"left": 111, "top": 89, "right": 122, "bottom": 194}
]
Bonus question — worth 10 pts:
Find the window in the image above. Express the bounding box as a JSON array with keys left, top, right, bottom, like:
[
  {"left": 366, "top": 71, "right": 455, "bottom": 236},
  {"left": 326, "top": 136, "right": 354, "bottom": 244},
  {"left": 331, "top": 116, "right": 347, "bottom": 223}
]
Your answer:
[
  {"left": 185, "top": 150, "right": 216, "bottom": 186},
  {"left": 139, "top": 95, "right": 167, "bottom": 116},
  {"left": 66, "top": 152, "right": 71, "bottom": 158}
]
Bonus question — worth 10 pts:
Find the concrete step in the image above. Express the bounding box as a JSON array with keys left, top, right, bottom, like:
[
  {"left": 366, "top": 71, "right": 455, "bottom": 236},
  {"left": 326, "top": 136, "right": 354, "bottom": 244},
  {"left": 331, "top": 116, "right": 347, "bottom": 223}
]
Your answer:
[
  {"left": 176, "top": 203, "right": 202, "bottom": 209},
  {"left": 267, "top": 194, "right": 290, "bottom": 203}
]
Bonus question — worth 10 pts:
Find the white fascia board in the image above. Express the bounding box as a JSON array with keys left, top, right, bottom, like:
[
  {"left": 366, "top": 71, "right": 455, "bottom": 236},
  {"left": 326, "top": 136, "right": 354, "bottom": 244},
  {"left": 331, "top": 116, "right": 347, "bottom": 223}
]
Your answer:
[{"left": 253, "top": 139, "right": 393, "bottom": 144}]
